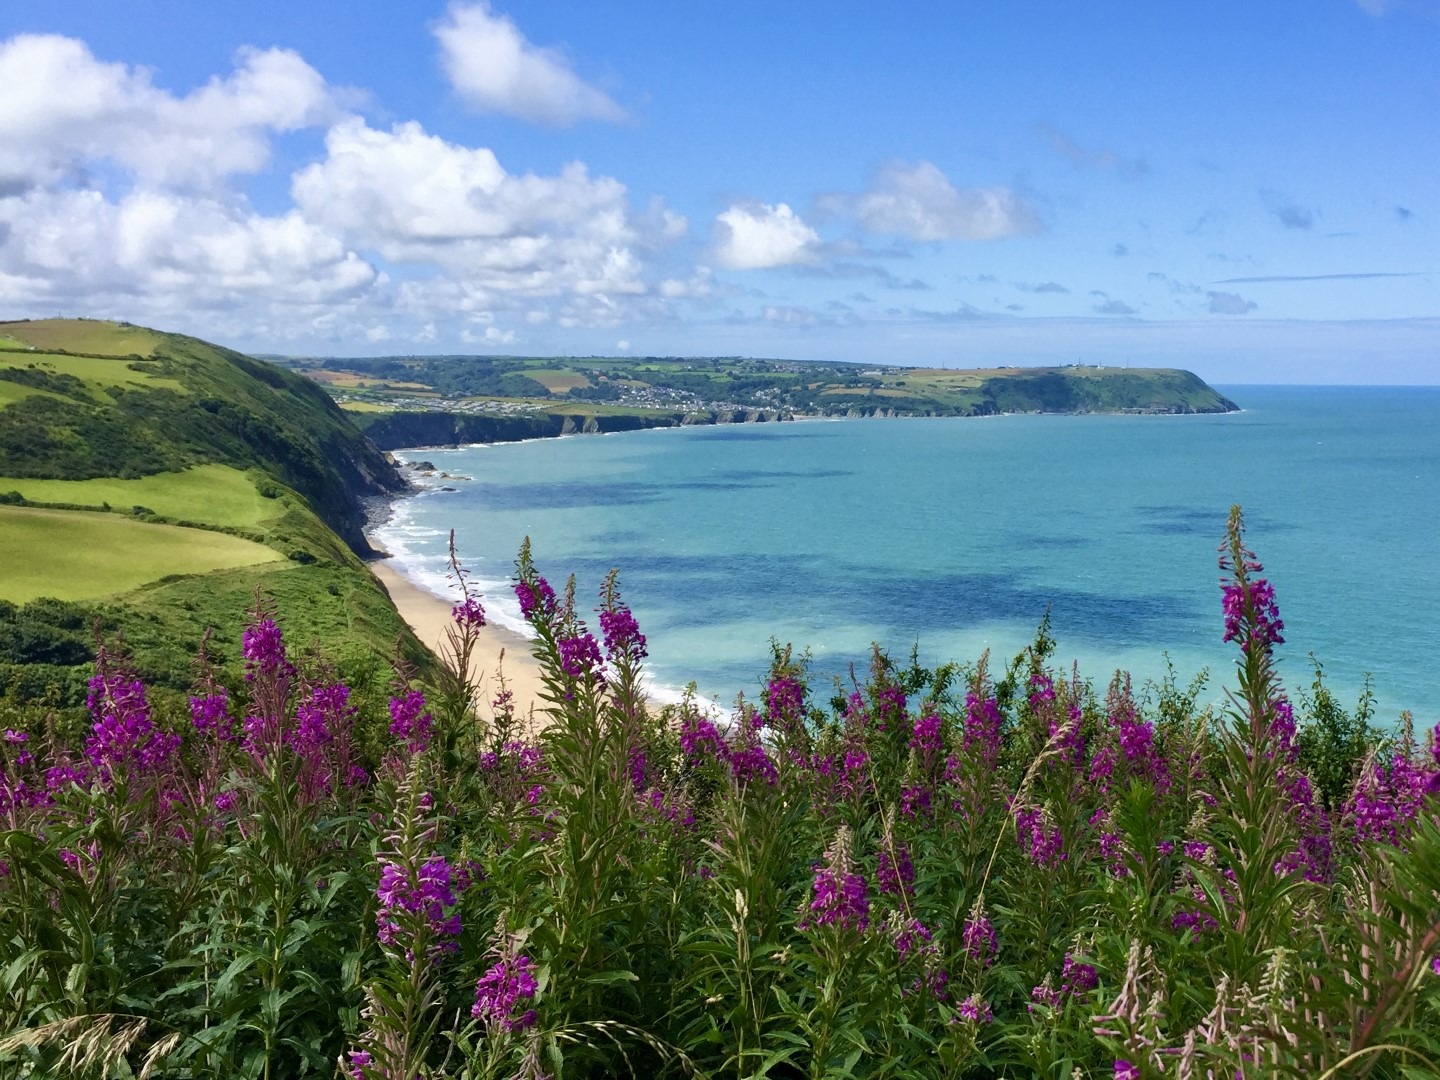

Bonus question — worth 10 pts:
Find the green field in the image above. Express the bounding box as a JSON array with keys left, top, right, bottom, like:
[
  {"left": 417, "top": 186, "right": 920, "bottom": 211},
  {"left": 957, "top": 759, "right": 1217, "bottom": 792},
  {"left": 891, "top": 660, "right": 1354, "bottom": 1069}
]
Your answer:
[
  {"left": 0, "top": 317, "right": 162, "bottom": 357},
  {"left": 0, "top": 505, "right": 286, "bottom": 604},
  {"left": 0, "top": 381, "right": 64, "bottom": 409},
  {"left": 0, "top": 464, "right": 275, "bottom": 528},
  {"left": 0, "top": 350, "right": 187, "bottom": 395},
  {"left": 527, "top": 368, "right": 593, "bottom": 392}
]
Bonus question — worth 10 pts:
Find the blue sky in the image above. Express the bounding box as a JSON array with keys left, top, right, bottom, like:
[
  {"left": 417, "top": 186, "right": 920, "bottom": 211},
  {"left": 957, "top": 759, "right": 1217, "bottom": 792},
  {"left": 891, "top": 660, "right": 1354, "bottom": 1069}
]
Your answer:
[{"left": 0, "top": 1, "right": 1435, "bottom": 382}]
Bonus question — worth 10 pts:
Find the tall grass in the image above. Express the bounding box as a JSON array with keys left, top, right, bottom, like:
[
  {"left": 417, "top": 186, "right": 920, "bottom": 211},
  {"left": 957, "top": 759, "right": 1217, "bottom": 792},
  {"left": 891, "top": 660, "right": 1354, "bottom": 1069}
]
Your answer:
[{"left": 0, "top": 508, "right": 1437, "bottom": 1078}]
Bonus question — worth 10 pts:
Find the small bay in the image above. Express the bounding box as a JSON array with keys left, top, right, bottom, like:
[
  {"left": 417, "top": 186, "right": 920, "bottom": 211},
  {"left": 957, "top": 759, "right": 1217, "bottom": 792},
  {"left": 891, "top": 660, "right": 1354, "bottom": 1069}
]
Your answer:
[{"left": 376, "top": 386, "right": 1440, "bottom": 723}]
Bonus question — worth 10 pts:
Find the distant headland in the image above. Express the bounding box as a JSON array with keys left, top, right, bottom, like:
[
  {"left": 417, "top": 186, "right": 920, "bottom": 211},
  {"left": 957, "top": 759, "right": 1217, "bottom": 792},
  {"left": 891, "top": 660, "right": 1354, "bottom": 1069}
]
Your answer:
[{"left": 259, "top": 351, "right": 1240, "bottom": 450}]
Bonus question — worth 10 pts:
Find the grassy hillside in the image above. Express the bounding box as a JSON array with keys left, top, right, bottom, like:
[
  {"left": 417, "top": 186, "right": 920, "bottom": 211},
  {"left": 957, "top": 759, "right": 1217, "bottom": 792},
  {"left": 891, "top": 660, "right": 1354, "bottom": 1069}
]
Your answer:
[
  {"left": 0, "top": 319, "right": 432, "bottom": 717},
  {"left": 0, "top": 318, "right": 405, "bottom": 551}
]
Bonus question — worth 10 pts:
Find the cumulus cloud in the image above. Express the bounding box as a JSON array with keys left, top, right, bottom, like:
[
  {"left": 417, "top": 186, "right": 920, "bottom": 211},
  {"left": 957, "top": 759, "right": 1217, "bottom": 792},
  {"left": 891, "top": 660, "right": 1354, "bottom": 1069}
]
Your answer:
[
  {"left": 1018, "top": 281, "right": 1069, "bottom": 293},
  {"left": 292, "top": 118, "right": 666, "bottom": 304},
  {"left": 821, "top": 161, "right": 1040, "bottom": 242},
  {"left": 434, "top": 2, "right": 624, "bottom": 125},
  {"left": 1207, "top": 290, "right": 1257, "bottom": 315},
  {"left": 712, "top": 202, "right": 821, "bottom": 270},
  {"left": 0, "top": 34, "right": 340, "bottom": 191},
  {"left": 0, "top": 187, "right": 376, "bottom": 311},
  {"left": 0, "top": 30, "right": 692, "bottom": 342}
]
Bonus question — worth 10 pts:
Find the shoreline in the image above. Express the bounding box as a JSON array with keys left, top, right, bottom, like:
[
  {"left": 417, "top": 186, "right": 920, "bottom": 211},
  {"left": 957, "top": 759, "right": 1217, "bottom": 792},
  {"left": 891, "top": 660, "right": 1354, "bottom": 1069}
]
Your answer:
[
  {"left": 366, "top": 555, "right": 555, "bottom": 731},
  {"left": 362, "top": 403, "right": 1243, "bottom": 454}
]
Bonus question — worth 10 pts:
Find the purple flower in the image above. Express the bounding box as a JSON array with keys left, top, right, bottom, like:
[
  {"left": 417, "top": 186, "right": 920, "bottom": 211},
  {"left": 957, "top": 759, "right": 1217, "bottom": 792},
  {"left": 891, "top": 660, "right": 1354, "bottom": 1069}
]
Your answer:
[
  {"left": 375, "top": 852, "right": 464, "bottom": 955},
  {"left": 514, "top": 577, "right": 556, "bottom": 623},
  {"left": 728, "top": 742, "right": 777, "bottom": 787},
  {"left": 962, "top": 910, "right": 997, "bottom": 964},
  {"left": 1061, "top": 952, "right": 1098, "bottom": 995},
  {"left": 473, "top": 954, "right": 539, "bottom": 1031},
  {"left": 808, "top": 866, "right": 869, "bottom": 932},
  {"left": 877, "top": 845, "right": 914, "bottom": 897},
  {"left": 874, "top": 684, "right": 907, "bottom": 730},
  {"left": 1114, "top": 1061, "right": 1139, "bottom": 1080},
  {"left": 1221, "top": 577, "right": 1285, "bottom": 653},
  {"left": 85, "top": 664, "right": 177, "bottom": 781},
  {"left": 3, "top": 730, "right": 26, "bottom": 744},
  {"left": 957, "top": 995, "right": 993, "bottom": 1024},
  {"left": 1015, "top": 806, "right": 1066, "bottom": 867},
  {"left": 900, "top": 783, "right": 932, "bottom": 821},
  {"left": 557, "top": 633, "right": 603, "bottom": 680},
  {"left": 627, "top": 750, "right": 648, "bottom": 792},
  {"left": 962, "top": 692, "right": 1003, "bottom": 764},
  {"left": 1031, "top": 952, "right": 1098, "bottom": 1008},
  {"left": 1347, "top": 750, "right": 1431, "bottom": 847},
  {"left": 345, "top": 1050, "right": 372, "bottom": 1079},
  {"left": 189, "top": 692, "right": 234, "bottom": 740},
  {"left": 452, "top": 596, "right": 486, "bottom": 630},
  {"left": 599, "top": 606, "right": 647, "bottom": 664},
  {"left": 388, "top": 690, "right": 432, "bottom": 754},
  {"left": 893, "top": 917, "right": 935, "bottom": 962},
  {"left": 291, "top": 684, "right": 348, "bottom": 758},
  {"left": 909, "top": 707, "right": 942, "bottom": 755},
  {"left": 679, "top": 713, "right": 725, "bottom": 761},
  {"left": 762, "top": 675, "right": 807, "bottom": 736},
  {"left": 242, "top": 619, "right": 290, "bottom": 681}
]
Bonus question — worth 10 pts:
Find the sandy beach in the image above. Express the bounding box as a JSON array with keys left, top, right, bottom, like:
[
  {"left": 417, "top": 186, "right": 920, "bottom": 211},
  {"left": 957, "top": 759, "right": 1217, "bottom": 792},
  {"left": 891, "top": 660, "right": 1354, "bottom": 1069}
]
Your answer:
[{"left": 368, "top": 558, "right": 554, "bottom": 730}]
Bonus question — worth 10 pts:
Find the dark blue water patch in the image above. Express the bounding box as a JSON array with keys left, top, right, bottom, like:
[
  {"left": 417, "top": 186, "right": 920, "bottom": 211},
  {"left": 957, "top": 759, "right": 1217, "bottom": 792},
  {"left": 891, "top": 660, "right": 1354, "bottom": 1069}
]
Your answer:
[
  {"left": 588, "top": 528, "right": 649, "bottom": 546},
  {"left": 557, "top": 551, "right": 1204, "bottom": 651},
  {"left": 665, "top": 479, "right": 764, "bottom": 492},
  {"left": 710, "top": 468, "right": 854, "bottom": 481},
  {"left": 1020, "top": 535, "right": 1092, "bottom": 549},
  {"left": 468, "top": 480, "right": 668, "bottom": 510},
  {"left": 1134, "top": 505, "right": 1297, "bottom": 538}
]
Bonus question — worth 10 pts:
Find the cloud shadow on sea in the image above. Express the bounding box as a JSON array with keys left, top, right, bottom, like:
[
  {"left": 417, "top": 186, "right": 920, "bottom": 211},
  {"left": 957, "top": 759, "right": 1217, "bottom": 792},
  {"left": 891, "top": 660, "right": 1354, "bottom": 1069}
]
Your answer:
[
  {"left": 558, "top": 551, "right": 1206, "bottom": 653},
  {"left": 469, "top": 481, "right": 666, "bottom": 510},
  {"left": 1134, "top": 504, "right": 1297, "bottom": 537}
]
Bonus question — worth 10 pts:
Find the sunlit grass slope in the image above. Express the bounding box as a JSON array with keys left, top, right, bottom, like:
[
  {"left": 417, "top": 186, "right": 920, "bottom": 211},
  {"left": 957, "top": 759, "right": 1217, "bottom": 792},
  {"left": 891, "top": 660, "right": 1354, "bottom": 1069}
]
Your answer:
[
  {"left": 0, "top": 317, "right": 163, "bottom": 357},
  {"left": 0, "top": 505, "right": 285, "bottom": 604},
  {"left": 0, "top": 464, "right": 274, "bottom": 529}
]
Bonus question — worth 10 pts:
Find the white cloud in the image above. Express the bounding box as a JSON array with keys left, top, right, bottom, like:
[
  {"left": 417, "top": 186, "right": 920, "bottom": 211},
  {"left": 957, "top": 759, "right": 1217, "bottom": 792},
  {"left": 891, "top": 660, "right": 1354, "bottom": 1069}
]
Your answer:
[
  {"left": 293, "top": 119, "right": 662, "bottom": 306},
  {"left": 0, "top": 34, "right": 339, "bottom": 190},
  {"left": 822, "top": 161, "right": 1040, "bottom": 242},
  {"left": 0, "top": 186, "right": 377, "bottom": 312},
  {"left": 434, "top": 2, "right": 624, "bottom": 125},
  {"left": 712, "top": 202, "right": 821, "bottom": 270}
]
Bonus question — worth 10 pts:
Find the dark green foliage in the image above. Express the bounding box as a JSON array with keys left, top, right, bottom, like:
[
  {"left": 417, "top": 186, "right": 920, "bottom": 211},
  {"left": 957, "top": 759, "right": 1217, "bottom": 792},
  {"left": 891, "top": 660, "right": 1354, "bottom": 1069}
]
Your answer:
[
  {"left": 0, "top": 598, "right": 96, "bottom": 667},
  {"left": 1295, "top": 657, "right": 1379, "bottom": 811}
]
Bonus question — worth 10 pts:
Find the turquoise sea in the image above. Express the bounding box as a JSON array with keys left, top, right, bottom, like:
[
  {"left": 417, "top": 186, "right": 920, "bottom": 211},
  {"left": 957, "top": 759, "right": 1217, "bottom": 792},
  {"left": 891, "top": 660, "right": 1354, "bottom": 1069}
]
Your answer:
[{"left": 375, "top": 387, "right": 1440, "bottom": 724}]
